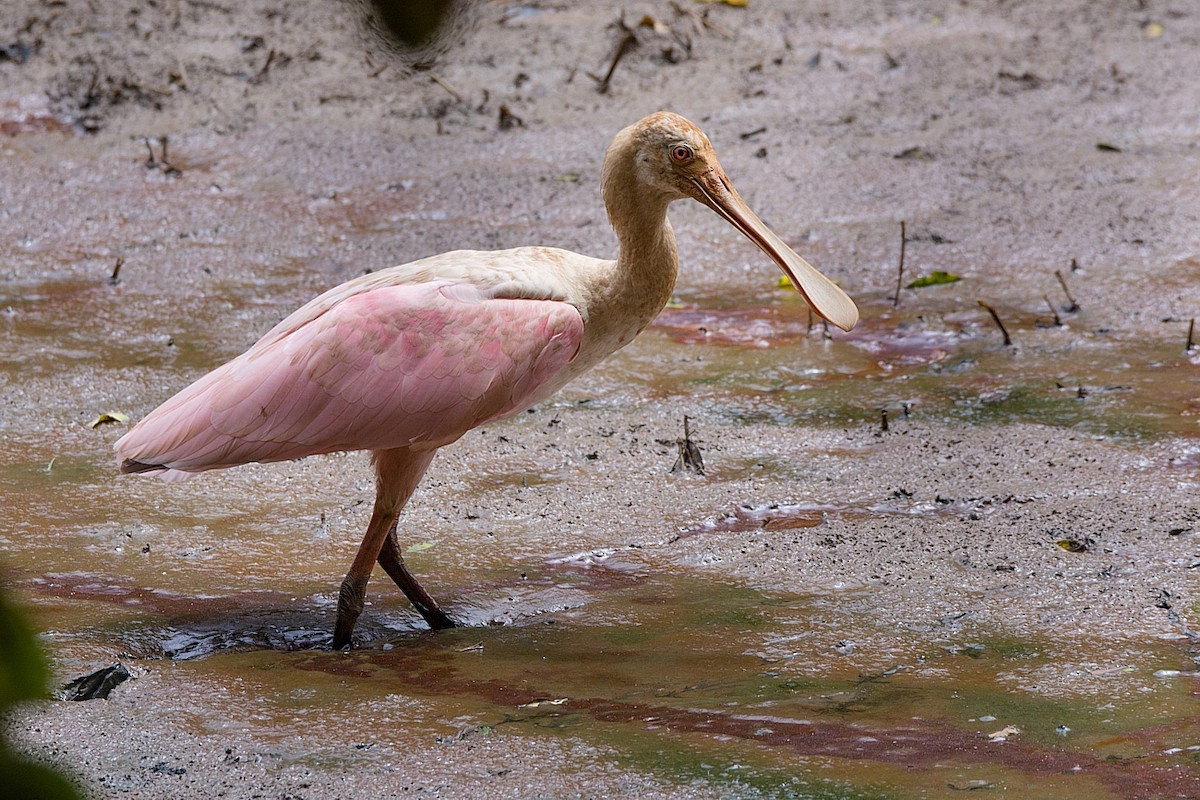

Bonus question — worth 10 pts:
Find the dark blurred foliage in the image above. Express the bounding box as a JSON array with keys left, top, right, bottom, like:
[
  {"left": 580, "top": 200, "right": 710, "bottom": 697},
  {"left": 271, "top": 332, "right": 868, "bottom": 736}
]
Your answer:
[
  {"left": 0, "top": 584, "right": 85, "bottom": 800},
  {"left": 364, "top": 0, "right": 460, "bottom": 48},
  {"left": 356, "top": 0, "right": 475, "bottom": 67}
]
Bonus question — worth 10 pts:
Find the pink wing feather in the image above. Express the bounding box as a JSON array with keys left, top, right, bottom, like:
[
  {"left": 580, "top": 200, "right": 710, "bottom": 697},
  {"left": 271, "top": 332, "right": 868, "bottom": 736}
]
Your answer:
[{"left": 115, "top": 281, "right": 583, "bottom": 477}]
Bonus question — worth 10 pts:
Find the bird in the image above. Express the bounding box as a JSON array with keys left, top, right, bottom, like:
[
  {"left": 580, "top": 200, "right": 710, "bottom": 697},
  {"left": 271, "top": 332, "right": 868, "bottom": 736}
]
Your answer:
[{"left": 115, "top": 112, "right": 858, "bottom": 649}]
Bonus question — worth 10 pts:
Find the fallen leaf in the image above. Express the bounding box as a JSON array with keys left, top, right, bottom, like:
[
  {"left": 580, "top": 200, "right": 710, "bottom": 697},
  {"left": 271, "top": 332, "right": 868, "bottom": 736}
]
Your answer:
[
  {"left": 906, "top": 271, "right": 961, "bottom": 288},
  {"left": 518, "top": 697, "right": 569, "bottom": 708},
  {"left": 1056, "top": 538, "right": 1089, "bottom": 553},
  {"left": 987, "top": 725, "right": 1020, "bottom": 740},
  {"left": 894, "top": 146, "right": 934, "bottom": 161},
  {"left": 1096, "top": 142, "right": 1123, "bottom": 152},
  {"left": 405, "top": 541, "right": 436, "bottom": 554},
  {"left": 637, "top": 15, "right": 671, "bottom": 36},
  {"left": 694, "top": 0, "right": 748, "bottom": 6},
  {"left": 777, "top": 274, "right": 794, "bottom": 288},
  {"left": 1144, "top": 21, "right": 1163, "bottom": 38},
  {"left": 87, "top": 411, "right": 130, "bottom": 429}
]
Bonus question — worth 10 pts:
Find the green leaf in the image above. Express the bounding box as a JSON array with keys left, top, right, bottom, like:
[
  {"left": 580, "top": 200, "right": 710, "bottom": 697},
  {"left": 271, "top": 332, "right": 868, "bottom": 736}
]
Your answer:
[
  {"left": 0, "top": 755, "right": 85, "bottom": 800},
  {"left": 0, "top": 589, "right": 48, "bottom": 708},
  {"left": 906, "top": 271, "right": 961, "bottom": 288},
  {"left": 0, "top": 588, "right": 85, "bottom": 800},
  {"left": 404, "top": 541, "right": 436, "bottom": 554}
]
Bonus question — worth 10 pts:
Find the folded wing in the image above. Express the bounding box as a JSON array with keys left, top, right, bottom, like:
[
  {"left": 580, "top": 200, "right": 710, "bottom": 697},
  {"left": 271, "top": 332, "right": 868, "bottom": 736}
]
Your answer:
[{"left": 115, "top": 281, "right": 584, "bottom": 478}]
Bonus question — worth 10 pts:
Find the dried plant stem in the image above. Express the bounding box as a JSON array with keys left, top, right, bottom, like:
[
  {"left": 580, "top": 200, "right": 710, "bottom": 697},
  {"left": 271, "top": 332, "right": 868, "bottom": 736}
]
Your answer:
[
  {"left": 892, "top": 220, "right": 906, "bottom": 308},
  {"left": 1043, "top": 294, "right": 1062, "bottom": 326},
  {"left": 1055, "top": 269, "right": 1079, "bottom": 312},
  {"left": 978, "top": 300, "right": 1012, "bottom": 346}
]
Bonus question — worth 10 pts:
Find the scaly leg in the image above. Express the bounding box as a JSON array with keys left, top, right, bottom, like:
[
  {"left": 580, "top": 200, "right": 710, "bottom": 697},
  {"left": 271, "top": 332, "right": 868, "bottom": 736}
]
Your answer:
[
  {"left": 332, "top": 504, "right": 398, "bottom": 649},
  {"left": 332, "top": 447, "right": 437, "bottom": 650},
  {"left": 377, "top": 519, "right": 456, "bottom": 630}
]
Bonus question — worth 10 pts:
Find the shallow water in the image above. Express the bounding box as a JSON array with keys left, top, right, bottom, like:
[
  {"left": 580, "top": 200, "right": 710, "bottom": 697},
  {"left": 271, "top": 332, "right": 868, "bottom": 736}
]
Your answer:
[
  {"left": 16, "top": 551, "right": 1200, "bottom": 799},
  {"left": 5, "top": 252, "right": 1200, "bottom": 796}
]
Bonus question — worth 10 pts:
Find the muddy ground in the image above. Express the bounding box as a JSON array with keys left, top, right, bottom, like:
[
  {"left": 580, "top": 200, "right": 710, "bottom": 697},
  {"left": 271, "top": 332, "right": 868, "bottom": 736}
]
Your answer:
[{"left": 2, "top": 1, "right": 1199, "bottom": 798}]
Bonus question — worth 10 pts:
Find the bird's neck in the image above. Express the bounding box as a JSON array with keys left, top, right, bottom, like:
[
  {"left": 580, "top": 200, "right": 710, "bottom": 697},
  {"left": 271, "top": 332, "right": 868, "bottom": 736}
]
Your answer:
[{"left": 600, "top": 142, "right": 680, "bottom": 315}]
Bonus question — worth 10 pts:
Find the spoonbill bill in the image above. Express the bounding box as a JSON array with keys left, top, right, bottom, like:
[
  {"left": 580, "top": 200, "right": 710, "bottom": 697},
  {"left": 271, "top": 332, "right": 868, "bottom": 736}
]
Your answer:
[{"left": 115, "top": 112, "right": 858, "bottom": 648}]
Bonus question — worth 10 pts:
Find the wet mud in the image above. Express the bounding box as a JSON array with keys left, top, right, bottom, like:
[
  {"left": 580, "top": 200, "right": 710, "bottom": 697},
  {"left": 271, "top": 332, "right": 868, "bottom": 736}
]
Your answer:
[{"left": 3, "top": 0, "right": 1200, "bottom": 798}]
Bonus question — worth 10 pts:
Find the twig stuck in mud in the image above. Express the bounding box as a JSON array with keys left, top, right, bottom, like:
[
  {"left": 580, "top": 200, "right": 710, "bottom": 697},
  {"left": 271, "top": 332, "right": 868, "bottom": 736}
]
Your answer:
[
  {"left": 1187, "top": 318, "right": 1196, "bottom": 353},
  {"left": 429, "top": 72, "right": 463, "bottom": 102},
  {"left": 977, "top": 300, "right": 1012, "bottom": 346},
  {"left": 142, "top": 136, "right": 181, "bottom": 177},
  {"left": 880, "top": 407, "right": 889, "bottom": 432},
  {"left": 108, "top": 257, "right": 124, "bottom": 286},
  {"left": 254, "top": 48, "right": 276, "bottom": 83},
  {"left": 1043, "top": 294, "right": 1062, "bottom": 326},
  {"left": 498, "top": 104, "right": 523, "bottom": 130},
  {"left": 892, "top": 220, "right": 907, "bottom": 307},
  {"left": 589, "top": 18, "right": 637, "bottom": 94},
  {"left": 670, "top": 415, "right": 704, "bottom": 475},
  {"left": 1055, "top": 269, "right": 1079, "bottom": 312}
]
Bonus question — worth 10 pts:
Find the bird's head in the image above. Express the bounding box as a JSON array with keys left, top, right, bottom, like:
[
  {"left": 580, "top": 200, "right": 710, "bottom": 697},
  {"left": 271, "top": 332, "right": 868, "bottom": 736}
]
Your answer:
[{"left": 613, "top": 112, "right": 859, "bottom": 332}]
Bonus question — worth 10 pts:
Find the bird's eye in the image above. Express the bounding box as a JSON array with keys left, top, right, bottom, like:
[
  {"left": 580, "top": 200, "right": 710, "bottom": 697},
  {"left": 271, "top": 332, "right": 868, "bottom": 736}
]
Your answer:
[{"left": 670, "top": 144, "right": 693, "bottom": 163}]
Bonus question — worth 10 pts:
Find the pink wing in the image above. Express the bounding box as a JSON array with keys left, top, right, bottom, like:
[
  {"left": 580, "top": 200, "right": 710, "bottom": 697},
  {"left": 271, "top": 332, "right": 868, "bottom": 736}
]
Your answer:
[{"left": 115, "top": 281, "right": 584, "bottom": 477}]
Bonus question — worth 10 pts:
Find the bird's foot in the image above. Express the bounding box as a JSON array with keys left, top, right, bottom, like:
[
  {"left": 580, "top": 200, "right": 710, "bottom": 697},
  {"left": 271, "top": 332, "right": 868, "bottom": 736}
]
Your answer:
[
  {"left": 414, "top": 602, "right": 457, "bottom": 631},
  {"left": 332, "top": 575, "right": 368, "bottom": 650}
]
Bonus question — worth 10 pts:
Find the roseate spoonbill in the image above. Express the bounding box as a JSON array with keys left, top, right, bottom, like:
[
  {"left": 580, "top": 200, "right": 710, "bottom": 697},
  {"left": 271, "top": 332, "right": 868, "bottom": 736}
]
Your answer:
[{"left": 115, "top": 112, "right": 858, "bottom": 649}]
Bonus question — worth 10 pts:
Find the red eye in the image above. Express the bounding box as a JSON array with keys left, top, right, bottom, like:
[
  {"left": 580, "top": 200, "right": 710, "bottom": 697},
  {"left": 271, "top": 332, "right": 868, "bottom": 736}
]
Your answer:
[{"left": 671, "top": 144, "right": 693, "bottom": 162}]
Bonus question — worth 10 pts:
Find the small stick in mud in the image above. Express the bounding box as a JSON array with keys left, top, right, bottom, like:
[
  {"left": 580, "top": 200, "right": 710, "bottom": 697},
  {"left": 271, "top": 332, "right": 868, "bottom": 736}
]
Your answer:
[
  {"left": 256, "top": 48, "right": 276, "bottom": 82},
  {"left": 142, "top": 136, "right": 181, "bottom": 177},
  {"left": 498, "top": 104, "right": 523, "bottom": 130},
  {"left": 108, "top": 257, "right": 124, "bottom": 286},
  {"left": 1187, "top": 318, "right": 1196, "bottom": 353},
  {"left": 429, "top": 72, "right": 463, "bottom": 102},
  {"left": 670, "top": 415, "right": 704, "bottom": 475},
  {"left": 880, "top": 407, "right": 889, "bottom": 432},
  {"left": 892, "top": 220, "right": 907, "bottom": 307},
  {"left": 590, "top": 18, "right": 637, "bottom": 94},
  {"left": 1043, "top": 294, "right": 1062, "bottom": 326},
  {"left": 1054, "top": 269, "right": 1079, "bottom": 312},
  {"left": 83, "top": 68, "right": 100, "bottom": 110},
  {"left": 978, "top": 300, "right": 1012, "bottom": 346}
]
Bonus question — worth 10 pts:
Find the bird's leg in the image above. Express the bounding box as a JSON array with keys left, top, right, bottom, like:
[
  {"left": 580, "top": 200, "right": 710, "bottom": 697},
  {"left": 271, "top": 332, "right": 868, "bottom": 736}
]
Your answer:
[
  {"left": 332, "top": 504, "right": 398, "bottom": 650},
  {"left": 377, "top": 519, "right": 456, "bottom": 630},
  {"left": 332, "top": 447, "right": 437, "bottom": 650}
]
